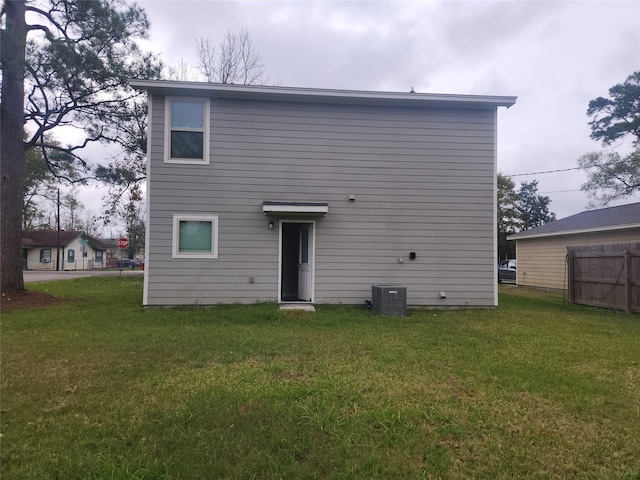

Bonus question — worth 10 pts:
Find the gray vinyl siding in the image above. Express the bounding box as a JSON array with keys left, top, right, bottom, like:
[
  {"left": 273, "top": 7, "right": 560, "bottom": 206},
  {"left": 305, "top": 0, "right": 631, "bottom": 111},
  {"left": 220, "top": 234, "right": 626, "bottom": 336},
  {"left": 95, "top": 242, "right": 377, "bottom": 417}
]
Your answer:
[{"left": 145, "top": 95, "right": 497, "bottom": 306}]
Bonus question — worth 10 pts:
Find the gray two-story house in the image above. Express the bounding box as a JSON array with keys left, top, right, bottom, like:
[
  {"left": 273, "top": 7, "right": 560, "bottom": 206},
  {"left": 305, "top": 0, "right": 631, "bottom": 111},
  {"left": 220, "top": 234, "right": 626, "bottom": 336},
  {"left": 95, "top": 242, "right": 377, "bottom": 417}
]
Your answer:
[{"left": 130, "top": 80, "right": 515, "bottom": 308}]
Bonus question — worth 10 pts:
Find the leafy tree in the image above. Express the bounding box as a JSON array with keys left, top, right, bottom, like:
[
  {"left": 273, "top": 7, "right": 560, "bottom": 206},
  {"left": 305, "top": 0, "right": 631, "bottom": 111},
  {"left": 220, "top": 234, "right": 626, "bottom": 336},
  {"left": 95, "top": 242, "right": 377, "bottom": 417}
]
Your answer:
[
  {"left": 81, "top": 212, "right": 102, "bottom": 238},
  {"left": 103, "top": 167, "right": 146, "bottom": 259},
  {"left": 497, "top": 173, "right": 519, "bottom": 259},
  {"left": 578, "top": 150, "right": 640, "bottom": 207},
  {"left": 587, "top": 71, "right": 640, "bottom": 146},
  {"left": 497, "top": 174, "right": 556, "bottom": 259},
  {"left": 23, "top": 136, "right": 80, "bottom": 230},
  {"left": 61, "top": 188, "right": 84, "bottom": 231},
  {"left": 1, "top": 0, "right": 161, "bottom": 292},
  {"left": 517, "top": 180, "right": 556, "bottom": 230},
  {"left": 123, "top": 215, "right": 145, "bottom": 260},
  {"left": 580, "top": 71, "right": 640, "bottom": 206},
  {"left": 95, "top": 153, "right": 145, "bottom": 226},
  {"left": 23, "top": 143, "right": 49, "bottom": 229},
  {"left": 23, "top": 147, "right": 58, "bottom": 231}
]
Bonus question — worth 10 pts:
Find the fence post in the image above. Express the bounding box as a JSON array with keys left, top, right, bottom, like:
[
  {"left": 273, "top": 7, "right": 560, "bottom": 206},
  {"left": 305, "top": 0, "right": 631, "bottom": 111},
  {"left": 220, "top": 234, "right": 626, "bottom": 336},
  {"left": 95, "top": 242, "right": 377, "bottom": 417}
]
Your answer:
[
  {"left": 625, "top": 251, "right": 632, "bottom": 314},
  {"left": 567, "top": 250, "right": 574, "bottom": 304}
]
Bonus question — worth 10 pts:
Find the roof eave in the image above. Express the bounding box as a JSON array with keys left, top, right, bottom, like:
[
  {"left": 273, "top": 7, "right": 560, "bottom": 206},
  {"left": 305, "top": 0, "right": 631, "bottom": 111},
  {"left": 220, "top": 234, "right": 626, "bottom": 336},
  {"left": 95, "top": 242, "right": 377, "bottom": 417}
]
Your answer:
[
  {"left": 508, "top": 222, "right": 640, "bottom": 241},
  {"left": 129, "top": 79, "right": 517, "bottom": 109}
]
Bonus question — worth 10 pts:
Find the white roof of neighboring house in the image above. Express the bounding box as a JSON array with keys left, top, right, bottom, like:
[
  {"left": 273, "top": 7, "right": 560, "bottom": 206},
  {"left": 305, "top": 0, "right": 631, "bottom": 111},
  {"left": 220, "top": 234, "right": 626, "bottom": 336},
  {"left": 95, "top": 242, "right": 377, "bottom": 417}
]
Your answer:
[{"left": 508, "top": 202, "right": 640, "bottom": 240}]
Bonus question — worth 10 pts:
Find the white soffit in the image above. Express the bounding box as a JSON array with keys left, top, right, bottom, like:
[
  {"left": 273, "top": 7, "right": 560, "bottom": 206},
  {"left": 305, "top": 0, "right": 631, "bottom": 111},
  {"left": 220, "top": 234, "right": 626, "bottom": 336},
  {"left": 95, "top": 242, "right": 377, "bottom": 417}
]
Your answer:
[{"left": 262, "top": 201, "right": 329, "bottom": 216}]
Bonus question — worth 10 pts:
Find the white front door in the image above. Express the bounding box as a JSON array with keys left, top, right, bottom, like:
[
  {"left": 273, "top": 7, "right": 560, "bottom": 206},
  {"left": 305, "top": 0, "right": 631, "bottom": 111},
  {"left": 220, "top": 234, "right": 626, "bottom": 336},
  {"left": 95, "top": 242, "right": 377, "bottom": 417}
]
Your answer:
[{"left": 297, "top": 225, "right": 313, "bottom": 301}]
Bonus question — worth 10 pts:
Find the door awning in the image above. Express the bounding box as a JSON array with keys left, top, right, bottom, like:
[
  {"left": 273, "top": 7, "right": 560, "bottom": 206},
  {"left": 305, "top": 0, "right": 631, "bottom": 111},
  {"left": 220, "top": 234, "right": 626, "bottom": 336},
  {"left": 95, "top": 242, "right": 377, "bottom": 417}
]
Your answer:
[{"left": 262, "top": 201, "right": 329, "bottom": 216}]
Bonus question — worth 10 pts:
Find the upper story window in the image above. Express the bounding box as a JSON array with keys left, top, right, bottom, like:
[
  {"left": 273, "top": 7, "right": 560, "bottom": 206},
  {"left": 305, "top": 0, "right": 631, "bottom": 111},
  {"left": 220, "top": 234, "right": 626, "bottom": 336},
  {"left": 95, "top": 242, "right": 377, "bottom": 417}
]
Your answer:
[{"left": 165, "top": 97, "right": 210, "bottom": 164}]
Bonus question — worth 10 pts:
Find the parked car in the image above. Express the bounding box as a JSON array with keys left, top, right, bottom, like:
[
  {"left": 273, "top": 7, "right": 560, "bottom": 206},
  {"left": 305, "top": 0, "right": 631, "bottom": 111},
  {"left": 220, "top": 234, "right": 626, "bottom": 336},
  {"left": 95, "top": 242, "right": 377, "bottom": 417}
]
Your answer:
[
  {"left": 498, "top": 259, "right": 517, "bottom": 283},
  {"left": 118, "top": 259, "right": 138, "bottom": 269}
]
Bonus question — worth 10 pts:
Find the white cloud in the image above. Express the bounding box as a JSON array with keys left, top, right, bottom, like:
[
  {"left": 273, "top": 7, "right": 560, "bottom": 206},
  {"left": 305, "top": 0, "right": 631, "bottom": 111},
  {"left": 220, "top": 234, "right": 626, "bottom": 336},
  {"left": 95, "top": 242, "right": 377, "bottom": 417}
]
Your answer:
[{"left": 113, "top": 0, "right": 640, "bottom": 218}]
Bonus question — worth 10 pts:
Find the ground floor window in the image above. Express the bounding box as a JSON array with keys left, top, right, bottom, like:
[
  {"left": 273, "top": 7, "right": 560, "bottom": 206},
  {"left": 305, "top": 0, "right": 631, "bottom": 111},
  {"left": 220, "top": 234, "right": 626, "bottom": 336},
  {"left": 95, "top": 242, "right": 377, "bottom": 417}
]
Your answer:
[
  {"left": 40, "top": 248, "right": 52, "bottom": 263},
  {"left": 67, "top": 249, "right": 75, "bottom": 263},
  {"left": 172, "top": 214, "right": 219, "bottom": 259}
]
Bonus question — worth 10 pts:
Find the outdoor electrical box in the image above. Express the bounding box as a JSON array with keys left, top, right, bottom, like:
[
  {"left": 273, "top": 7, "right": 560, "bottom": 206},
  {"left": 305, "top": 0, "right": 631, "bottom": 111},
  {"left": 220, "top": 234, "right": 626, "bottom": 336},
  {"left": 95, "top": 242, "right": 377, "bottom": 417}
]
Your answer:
[{"left": 372, "top": 285, "right": 407, "bottom": 317}]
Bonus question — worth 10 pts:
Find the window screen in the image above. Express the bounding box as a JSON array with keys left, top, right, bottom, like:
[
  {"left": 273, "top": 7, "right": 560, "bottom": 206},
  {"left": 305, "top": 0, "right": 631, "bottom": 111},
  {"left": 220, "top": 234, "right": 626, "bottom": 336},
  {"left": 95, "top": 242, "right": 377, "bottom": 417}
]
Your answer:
[
  {"left": 169, "top": 100, "right": 206, "bottom": 160},
  {"left": 178, "top": 220, "right": 213, "bottom": 253}
]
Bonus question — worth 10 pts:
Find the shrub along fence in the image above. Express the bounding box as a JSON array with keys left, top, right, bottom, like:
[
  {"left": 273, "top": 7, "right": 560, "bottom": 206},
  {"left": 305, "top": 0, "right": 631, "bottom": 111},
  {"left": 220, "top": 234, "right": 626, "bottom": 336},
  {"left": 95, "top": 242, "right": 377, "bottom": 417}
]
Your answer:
[{"left": 567, "top": 243, "right": 640, "bottom": 314}]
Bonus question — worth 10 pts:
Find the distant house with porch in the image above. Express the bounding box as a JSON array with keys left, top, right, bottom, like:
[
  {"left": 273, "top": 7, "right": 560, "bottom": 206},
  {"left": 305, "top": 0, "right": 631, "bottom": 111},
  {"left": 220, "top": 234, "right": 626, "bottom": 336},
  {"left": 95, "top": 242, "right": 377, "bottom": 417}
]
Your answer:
[
  {"left": 508, "top": 202, "right": 640, "bottom": 290},
  {"left": 22, "top": 230, "right": 110, "bottom": 271}
]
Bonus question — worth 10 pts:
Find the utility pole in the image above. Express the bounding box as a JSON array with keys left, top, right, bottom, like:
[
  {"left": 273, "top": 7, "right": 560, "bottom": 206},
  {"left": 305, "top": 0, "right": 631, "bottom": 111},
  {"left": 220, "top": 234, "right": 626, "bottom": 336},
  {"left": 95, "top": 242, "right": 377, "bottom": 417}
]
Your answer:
[{"left": 56, "top": 189, "right": 61, "bottom": 271}]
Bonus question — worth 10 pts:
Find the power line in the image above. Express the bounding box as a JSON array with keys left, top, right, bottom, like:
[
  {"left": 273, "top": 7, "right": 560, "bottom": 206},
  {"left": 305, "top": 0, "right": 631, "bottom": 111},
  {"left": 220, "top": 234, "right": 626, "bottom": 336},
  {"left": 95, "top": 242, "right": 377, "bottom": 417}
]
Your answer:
[
  {"left": 507, "top": 156, "right": 635, "bottom": 177},
  {"left": 539, "top": 189, "right": 582, "bottom": 194},
  {"left": 509, "top": 166, "right": 584, "bottom": 177}
]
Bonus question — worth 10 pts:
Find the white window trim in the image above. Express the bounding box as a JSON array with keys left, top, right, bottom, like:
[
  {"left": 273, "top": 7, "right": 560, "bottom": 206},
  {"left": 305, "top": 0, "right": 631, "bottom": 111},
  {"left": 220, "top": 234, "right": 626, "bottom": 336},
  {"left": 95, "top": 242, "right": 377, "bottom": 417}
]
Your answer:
[
  {"left": 164, "top": 97, "right": 210, "bottom": 165},
  {"left": 172, "top": 214, "right": 219, "bottom": 259}
]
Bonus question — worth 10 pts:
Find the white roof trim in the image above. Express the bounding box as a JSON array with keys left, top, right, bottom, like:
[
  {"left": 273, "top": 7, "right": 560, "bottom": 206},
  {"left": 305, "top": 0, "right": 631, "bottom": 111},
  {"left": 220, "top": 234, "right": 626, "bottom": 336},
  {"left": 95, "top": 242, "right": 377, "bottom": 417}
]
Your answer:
[
  {"left": 508, "top": 222, "right": 640, "bottom": 240},
  {"left": 129, "top": 79, "right": 517, "bottom": 109}
]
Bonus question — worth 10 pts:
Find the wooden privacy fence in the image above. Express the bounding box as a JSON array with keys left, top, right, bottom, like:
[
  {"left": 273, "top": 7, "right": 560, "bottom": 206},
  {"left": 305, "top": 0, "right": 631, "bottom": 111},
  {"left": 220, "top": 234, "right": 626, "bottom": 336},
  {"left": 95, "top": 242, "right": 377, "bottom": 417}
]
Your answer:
[{"left": 567, "top": 243, "right": 640, "bottom": 314}]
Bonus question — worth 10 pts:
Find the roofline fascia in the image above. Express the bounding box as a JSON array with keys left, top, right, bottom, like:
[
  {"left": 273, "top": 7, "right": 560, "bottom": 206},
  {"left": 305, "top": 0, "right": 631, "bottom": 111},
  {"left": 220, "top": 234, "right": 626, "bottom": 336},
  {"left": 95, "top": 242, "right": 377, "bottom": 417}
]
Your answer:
[
  {"left": 21, "top": 231, "right": 88, "bottom": 248},
  {"left": 129, "top": 79, "right": 517, "bottom": 109},
  {"left": 508, "top": 222, "right": 640, "bottom": 241}
]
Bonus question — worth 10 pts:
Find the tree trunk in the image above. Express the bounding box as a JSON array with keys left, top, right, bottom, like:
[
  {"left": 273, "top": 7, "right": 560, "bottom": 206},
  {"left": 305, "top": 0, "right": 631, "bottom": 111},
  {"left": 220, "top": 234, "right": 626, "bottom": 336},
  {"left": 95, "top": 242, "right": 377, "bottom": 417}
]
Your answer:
[{"left": 1, "top": 0, "right": 27, "bottom": 293}]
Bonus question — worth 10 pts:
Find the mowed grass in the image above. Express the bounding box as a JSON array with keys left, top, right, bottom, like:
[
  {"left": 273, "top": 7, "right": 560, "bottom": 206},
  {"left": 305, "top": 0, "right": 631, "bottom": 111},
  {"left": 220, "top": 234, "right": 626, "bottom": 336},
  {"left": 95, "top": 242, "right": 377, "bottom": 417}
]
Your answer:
[{"left": 1, "top": 277, "right": 639, "bottom": 479}]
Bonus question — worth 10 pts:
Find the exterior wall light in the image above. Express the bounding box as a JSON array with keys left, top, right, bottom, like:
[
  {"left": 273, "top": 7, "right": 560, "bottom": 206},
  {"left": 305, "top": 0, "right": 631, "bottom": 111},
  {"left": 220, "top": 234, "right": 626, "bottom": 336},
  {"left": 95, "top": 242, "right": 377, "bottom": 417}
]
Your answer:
[{"left": 268, "top": 220, "right": 275, "bottom": 230}]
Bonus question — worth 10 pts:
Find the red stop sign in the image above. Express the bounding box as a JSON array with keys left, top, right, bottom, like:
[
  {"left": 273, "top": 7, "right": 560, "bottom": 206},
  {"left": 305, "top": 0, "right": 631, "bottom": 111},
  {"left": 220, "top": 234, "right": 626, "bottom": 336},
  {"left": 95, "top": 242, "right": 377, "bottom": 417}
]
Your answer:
[{"left": 118, "top": 237, "right": 129, "bottom": 249}]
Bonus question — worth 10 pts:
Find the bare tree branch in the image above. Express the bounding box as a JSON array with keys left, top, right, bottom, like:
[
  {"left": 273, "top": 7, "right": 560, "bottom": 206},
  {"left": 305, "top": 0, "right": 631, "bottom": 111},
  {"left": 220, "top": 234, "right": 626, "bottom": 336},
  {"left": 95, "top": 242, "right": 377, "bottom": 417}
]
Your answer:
[
  {"left": 195, "top": 36, "right": 216, "bottom": 82},
  {"left": 194, "top": 28, "right": 268, "bottom": 85}
]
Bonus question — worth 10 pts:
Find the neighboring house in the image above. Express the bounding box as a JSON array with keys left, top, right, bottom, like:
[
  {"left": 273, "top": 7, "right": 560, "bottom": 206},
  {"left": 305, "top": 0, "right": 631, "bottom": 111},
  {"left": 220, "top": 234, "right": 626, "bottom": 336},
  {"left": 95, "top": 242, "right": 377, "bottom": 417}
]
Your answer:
[
  {"left": 508, "top": 202, "right": 640, "bottom": 290},
  {"left": 99, "top": 238, "right": 133, "bottom": 268},
  {"left": 99, "top": 238, "right": 120, "bottom": 268},
  {"left": 22, "top": 230, "right": 110, "bottom": 271},
  {"left": 130, "top": 80, "right": 516, "bottom": 307}
]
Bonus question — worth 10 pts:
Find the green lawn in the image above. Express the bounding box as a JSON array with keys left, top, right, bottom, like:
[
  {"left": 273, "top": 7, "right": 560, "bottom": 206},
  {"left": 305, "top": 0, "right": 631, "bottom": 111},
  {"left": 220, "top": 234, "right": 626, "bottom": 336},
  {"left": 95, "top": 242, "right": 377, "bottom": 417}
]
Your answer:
[{"left": 2, "top": 277, "right": 639, "bottom": 479}]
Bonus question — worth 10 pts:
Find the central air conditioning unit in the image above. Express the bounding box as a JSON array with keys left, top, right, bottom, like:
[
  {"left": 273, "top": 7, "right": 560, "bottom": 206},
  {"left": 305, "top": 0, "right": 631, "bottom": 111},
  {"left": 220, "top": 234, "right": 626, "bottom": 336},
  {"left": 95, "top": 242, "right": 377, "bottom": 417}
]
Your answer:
[
  {"left": 372, "top": 285, "right": 407, "bottom": 317},
  {"left": 41, "top": 257, "right": 51, "bottom": 263}
]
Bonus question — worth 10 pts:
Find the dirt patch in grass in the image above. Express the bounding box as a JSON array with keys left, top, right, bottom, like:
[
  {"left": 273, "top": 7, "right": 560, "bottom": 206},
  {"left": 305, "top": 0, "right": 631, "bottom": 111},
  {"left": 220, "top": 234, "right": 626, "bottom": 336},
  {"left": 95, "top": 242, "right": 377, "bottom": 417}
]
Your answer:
[{"left": 1, "top": 290, "right": 65, "bottom": 312}]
